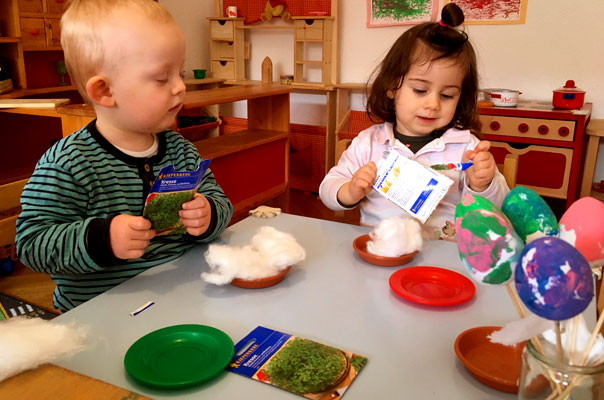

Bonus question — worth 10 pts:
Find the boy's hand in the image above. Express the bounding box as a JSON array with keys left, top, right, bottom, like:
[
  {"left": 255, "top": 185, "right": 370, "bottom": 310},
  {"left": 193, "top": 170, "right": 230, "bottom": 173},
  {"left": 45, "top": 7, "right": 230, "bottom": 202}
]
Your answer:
[
  {"left": 110, "top": 215, "right": 156, "bottom": 260},
  {"left": 179, "top": 193, "right": 211, "bottom": 236},
  {"left": 337, "top": 161, "right": 377, "bottom": 207},
  {"left": 464, "top": 140, "right": 497, "bottom": 192}
]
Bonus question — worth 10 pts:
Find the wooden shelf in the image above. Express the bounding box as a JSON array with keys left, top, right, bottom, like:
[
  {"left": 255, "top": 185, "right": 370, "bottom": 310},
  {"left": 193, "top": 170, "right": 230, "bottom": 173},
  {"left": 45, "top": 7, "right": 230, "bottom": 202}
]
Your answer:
[
  {"left": 194, "top": 128, "right": 288, "bottom": 160},
  {"left": 19, "top": 11, "right": 62, "bottom": 18},
  {"left": 291, "top": 16, "right": 335, "bottom": 20},
  {"left": 178, "top": 120, "right": 219, "bottom": 136},
  {"left": 238, "top": 25, "right": 294, "bottom": 30},
  {"left": 183, "top": 77, "right": 225, "bottom": 86},
  {"left": 0, "top": 37, "right": 20, "bottom": 43},
  {"left": 590, "top": 188, "right": 604, "bottom": 200},
  {"left": 23, "top": 45, "right": 62, "bottom": 51},
  {"left": 295, "top": 38, "right": 324, "bottom": 43},
  {"left": 183, "top": 84, "right": 291, "bottom": 109},
  {"left": 295, "top": 60, "right": 322, "bottom": 65},
  {"left": 0, "top": 85, "right": 78, "bottom": 99},
  {"left": 209, "top": 1, "right": 338, "bottom": 86}
]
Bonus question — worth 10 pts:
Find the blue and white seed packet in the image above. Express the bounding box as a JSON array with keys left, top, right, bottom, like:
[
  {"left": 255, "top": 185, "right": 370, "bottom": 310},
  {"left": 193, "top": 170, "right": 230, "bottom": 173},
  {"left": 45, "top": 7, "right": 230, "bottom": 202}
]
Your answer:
[
  {"left": 228, "top": 326, "right": 367, "bottom": 398},
  {"left": 142, "top": 160, "right": 211, "bottom": 234},
  {"left": 373, "top": 151, "right": 453, "bottom": 223}
]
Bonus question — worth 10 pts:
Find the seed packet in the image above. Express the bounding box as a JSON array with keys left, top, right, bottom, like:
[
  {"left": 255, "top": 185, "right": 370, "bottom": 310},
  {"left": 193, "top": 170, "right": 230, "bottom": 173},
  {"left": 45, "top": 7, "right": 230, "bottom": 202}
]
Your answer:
[
  {"left": 228, "top": 326, "right": 367, "bottom": 398},
  {"left": 373, "top": 151, "right": 453, "bottom": 223},
  {"left": 143, "top": 160, "right": 211, "bottom": 235}
]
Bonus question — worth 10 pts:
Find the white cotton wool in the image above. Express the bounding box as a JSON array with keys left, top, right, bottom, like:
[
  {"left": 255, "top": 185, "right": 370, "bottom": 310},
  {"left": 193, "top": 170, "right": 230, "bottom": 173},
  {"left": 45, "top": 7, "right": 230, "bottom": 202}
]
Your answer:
[
  {"left": 0, "top": 316, "right": 89, "bottom": 382},
  {"left": 366, "top": 216, "right": 423, "bottom": 257},
  {"left": 490, "top": 314, "right": 604, "bottom": 365},
  {"left": 201, "top": 226, "right": 306, "bottom": 285},
  {"left": 489, "top": 313, "right": 554, "bottom": 346},
  {"left": 250, "top": 226, "right": 306, "bottom": 269}
]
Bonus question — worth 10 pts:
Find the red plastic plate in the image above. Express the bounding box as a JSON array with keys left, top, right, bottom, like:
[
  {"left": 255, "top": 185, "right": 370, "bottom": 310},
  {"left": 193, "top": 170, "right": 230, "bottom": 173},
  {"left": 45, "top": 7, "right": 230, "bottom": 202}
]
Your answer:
[{"left": 389, "top": 266, "right": 475, "bottom": 306}]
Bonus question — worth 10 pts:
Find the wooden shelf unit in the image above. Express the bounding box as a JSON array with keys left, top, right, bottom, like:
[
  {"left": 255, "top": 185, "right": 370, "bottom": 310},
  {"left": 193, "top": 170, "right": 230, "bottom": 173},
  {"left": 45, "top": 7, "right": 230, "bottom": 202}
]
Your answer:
[
  {"left": 292, "top": 16, "right": 334, "bottom": 86},
  {"left": 0, "top": 0, "right": 67, "bottom": 92},
  {"left": 208, "top": 17, "right": 245, "bottom": 81},
  {"left": 209, "top": 0, "right": 338, "bottom": 87},
  {"left": 44, "top": 84, "right": 293, "bottom": 222},
  {"left": 184, "top": 84, "right": 292, "bottom": 221}
]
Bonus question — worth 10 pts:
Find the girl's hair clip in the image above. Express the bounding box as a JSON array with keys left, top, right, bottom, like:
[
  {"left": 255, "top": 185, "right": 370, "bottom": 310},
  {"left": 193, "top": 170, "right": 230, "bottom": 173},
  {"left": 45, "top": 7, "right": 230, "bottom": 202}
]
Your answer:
[{"left": 438, "top": 20, "right": 448, "bottom": 27}]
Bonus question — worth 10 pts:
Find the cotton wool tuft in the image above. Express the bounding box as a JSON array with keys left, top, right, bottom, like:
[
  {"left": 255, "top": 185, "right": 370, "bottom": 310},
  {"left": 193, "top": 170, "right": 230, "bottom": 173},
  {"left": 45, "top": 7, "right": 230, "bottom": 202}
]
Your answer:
[
  {"left": 366, "top": 216, "right": 423, "bottom": 257},
  {"left": 201, "top": 226, "right": 306, "bottom": 285}
]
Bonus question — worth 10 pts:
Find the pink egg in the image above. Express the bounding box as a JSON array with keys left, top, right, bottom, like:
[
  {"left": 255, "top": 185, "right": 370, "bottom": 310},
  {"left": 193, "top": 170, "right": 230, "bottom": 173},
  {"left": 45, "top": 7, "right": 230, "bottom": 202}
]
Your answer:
[{"left": 559, "top": 197, "right": 604, "bottom": 265}]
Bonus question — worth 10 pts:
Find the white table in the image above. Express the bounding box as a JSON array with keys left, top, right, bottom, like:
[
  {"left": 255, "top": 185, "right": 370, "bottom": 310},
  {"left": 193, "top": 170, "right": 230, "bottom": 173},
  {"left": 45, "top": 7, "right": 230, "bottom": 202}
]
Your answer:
[{"left": 53, "top": 213, "right": 575, "bottom": 399}]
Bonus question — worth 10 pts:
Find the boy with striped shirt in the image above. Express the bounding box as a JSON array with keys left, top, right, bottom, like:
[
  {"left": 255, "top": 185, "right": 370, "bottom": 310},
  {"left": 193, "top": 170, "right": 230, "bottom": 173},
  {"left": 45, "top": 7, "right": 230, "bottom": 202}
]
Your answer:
[{"left": 16, "top": 0, "right": 233, "bottom": 312}]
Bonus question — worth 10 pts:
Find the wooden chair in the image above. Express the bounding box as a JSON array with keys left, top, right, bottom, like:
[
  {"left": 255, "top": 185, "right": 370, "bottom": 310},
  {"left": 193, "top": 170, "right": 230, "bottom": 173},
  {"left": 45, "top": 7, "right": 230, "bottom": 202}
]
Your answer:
[
  {"left": 499, "top": 153, "right": 519, "bottom": 189},
  {"left": 0, "top": 179, "right": 28, "bottom": 261},
  {"left": 335, "top": 138, "right": 352, "bottom": 165}
]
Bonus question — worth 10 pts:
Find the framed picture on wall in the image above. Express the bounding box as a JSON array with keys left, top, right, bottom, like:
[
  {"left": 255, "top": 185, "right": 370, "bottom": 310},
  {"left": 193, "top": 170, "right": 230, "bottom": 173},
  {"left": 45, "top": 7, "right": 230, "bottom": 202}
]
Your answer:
[
  {"left": 444, "top": 0, "right": 528, "bottom": 24},
  {"left": 367, "top": 0, "right": 438, "bottom": 27}
]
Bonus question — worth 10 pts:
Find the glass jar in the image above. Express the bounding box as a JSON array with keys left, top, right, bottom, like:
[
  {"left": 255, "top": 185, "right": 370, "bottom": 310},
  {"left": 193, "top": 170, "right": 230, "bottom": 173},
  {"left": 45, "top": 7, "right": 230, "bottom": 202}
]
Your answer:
[{"left": 518, "top": 339, "right": 604, "bottom": 399}]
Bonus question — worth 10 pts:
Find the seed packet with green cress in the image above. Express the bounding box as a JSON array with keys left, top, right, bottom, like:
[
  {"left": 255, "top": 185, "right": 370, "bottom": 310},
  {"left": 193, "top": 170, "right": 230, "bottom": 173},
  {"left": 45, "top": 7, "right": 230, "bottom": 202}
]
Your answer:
[
  {"left": 143, "top": 160, "right": 211, "bottom": 235},
  {"left": 229, "top": 326, "right": 367, "bottom": 398}
]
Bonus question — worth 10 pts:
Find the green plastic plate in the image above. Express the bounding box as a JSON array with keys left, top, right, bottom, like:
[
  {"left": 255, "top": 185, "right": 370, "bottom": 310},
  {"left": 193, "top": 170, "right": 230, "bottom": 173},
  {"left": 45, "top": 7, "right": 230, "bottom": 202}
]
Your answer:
[{"left": 124, "top": 324, "right": 234, "bottom": 388}]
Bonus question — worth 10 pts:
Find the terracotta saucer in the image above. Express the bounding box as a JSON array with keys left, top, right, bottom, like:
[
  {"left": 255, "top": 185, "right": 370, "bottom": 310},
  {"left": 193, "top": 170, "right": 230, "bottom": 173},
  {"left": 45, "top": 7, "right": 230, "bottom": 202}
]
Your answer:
[
  {"left": 352, "top": 234, "right": 419, "bottom": 267},
  {"left": 231, "top": 266, "right": 292, "bottom": 289},
  {"left": 454, "top": 326, "right": 525, "bottom": 394}
]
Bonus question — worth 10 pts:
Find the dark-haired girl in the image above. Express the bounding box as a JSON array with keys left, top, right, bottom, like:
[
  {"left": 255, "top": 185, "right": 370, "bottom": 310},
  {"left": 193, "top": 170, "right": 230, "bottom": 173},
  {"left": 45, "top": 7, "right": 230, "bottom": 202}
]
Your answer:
[{"left": 320, "top": 4, "right": 509, "bottom": 240}]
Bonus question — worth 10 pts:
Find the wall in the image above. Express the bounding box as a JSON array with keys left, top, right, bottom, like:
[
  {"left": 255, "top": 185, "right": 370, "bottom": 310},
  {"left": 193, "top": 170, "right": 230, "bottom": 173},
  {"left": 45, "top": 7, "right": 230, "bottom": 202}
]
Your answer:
[{"left": 162, "top": 0, "right": 604, "bottom": 182}]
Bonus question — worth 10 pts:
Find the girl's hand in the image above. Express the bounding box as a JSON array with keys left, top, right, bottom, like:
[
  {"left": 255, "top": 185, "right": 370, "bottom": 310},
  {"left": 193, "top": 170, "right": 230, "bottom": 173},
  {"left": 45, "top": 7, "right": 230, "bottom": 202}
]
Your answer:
[
  {"left": 464, "top": 140, "right": 497, "bottom": 192},
  {"left": 179, "top": 193, "right": 212, "bottom": 236},
  {"left": 110, "top": 214, "right": 156, "bottom": 259},
  {"left": 337, "top": 161, "right": 377, "bottom": 206}
]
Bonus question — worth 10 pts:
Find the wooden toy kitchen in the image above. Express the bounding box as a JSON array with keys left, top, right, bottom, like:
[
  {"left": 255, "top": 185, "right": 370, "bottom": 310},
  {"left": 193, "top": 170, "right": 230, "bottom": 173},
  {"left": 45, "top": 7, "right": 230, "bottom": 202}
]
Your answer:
[{"left": 478, "top": 100, "right": 592, "bottom": 212}]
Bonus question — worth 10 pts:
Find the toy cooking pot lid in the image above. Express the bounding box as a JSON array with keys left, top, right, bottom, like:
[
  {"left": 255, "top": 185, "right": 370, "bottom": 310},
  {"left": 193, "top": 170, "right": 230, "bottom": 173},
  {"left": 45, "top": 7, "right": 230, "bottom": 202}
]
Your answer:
[{"left": 554, "top": 80, "right": 585, "bottom": 94}]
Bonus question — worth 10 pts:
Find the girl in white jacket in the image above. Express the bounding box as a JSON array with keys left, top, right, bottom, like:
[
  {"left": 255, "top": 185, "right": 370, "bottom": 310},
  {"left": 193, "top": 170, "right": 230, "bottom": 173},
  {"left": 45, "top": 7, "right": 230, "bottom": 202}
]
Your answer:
[{"left": 320, "top": 3, "right": 509, "bottom": 240}]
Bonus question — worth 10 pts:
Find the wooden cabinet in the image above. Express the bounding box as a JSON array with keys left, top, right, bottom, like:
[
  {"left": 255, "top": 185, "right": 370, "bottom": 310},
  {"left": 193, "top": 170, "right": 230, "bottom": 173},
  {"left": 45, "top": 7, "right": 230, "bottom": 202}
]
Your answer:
[
  {"left": 207, "top": 13, "right": 338, "bottom": 87},
  {"left": 0, "top": 0, "right": 68, "bottom": 93},
  {"left": 293, "top": 16, "right": 334, "bottom": 86},
  {"left": 478, "top": 101, "right": 592, "bottom": 209},
  {"left": 182, "top": 84, "right": 291, "bottom": 222},
  {"left": 20, "top": 15, "right": 62, "bottom": 49},
  {"left": 208, "top": 17, "right": 245, "bottom": 81}
]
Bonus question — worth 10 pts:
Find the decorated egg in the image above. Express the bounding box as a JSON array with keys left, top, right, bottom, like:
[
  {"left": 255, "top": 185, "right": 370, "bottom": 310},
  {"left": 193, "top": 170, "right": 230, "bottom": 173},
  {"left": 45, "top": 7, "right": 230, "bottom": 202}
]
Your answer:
[
  {"left": 515, "top": 237, "right": 593, "bottom": 321},
  {"left": 501, "top": 186, "right": 558, "bottom": 244},
  {"left": 455, "top": 194, "right": 503, "bottom": 222},
  {"left": 559, "top": 197, "right": 604, "bottom": 267},
  {"left": 456, "top": 208, "right": 524, "bottom": 285}
]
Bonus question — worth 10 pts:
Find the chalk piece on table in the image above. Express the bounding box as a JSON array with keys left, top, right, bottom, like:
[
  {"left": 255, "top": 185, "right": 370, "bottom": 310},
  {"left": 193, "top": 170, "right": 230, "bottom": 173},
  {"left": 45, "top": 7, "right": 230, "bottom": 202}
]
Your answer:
[{"left": 129, "top": 301, "right": 154, "bottom": 316}]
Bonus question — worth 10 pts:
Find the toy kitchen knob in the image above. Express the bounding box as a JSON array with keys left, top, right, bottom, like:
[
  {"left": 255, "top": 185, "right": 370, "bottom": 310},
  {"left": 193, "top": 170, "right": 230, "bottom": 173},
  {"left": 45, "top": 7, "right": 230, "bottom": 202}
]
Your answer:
[
  {"left": 518, "top": 123, "right": 529, "bottom": 133},
  {"left": 31, "top": 29, "right": 39, "bottom": 35},
  {"left": 489, "top": 121, "right": 501, "bottom": 131}
]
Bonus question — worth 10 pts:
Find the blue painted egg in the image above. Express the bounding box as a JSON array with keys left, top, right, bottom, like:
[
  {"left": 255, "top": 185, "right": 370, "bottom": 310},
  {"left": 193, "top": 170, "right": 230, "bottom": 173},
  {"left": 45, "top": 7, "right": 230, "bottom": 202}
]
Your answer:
[
  {"left": 502, "top": 186, "right": 558, "bottom": 244},
  {"left": 515, "top": 237, "right": 593, "bottom": 320}
]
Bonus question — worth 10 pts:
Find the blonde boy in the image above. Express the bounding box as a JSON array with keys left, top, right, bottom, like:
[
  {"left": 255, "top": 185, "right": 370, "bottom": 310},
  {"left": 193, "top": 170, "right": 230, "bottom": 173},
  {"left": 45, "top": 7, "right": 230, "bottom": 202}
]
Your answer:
[{"left": 16, "top": 0, "right": 233, "bottom": 312}]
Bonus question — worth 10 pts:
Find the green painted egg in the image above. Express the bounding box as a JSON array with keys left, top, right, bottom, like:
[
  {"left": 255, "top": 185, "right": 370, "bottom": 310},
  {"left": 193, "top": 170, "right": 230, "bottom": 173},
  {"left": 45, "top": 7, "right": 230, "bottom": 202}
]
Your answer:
[
  {"left": 455, "top": 194, "right": 502, "bottom": 223},
  {"left": 502, "top": 186, "right": 558, "bottom": 244}
]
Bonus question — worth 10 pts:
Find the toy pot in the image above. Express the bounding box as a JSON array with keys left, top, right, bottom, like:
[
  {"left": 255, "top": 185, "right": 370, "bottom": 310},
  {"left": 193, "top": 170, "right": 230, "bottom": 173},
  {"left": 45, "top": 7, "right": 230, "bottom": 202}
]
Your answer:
[
  {"left": 193, "top": 69, "right": 206, "bottom": 79},
  {"left": 485, "top": 89, "right": 522, "bottom": 107},
  {"left": 553, "top": 80, "right": 585, "bottom": 109}
]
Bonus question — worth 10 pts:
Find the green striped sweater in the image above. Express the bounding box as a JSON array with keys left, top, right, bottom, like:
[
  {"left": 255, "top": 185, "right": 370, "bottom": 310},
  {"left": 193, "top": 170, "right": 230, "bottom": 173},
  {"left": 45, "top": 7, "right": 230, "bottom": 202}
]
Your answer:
[{"left": 16, "top": 121, "right": 233, "bottom": 312}]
